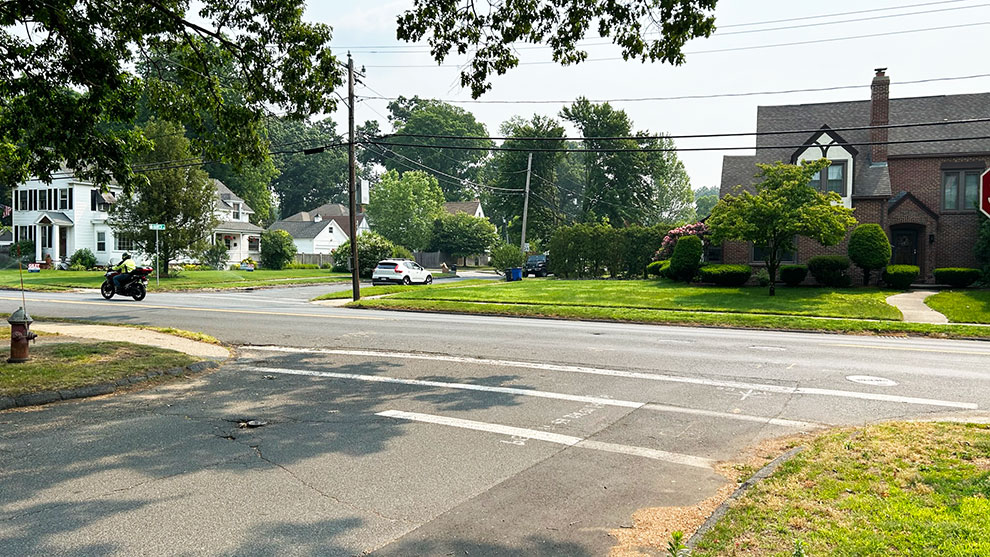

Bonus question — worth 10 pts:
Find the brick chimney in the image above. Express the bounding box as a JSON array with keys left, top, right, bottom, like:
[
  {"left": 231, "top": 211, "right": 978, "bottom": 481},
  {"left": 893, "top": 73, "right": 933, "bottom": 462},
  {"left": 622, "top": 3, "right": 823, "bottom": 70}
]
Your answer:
[{"left": 870, "top": 68, "right": 890, "bottom": 163}]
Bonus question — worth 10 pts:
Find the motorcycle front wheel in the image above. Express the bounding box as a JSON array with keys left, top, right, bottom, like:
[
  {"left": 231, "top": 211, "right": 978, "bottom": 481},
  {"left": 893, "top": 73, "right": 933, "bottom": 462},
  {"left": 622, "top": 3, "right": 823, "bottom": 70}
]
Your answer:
[
  {"left": 131, "top": 283, "right": 147, "bottom": 302},
  {"left": 100, "top": 281, "right": 115, "bottom": 299}
]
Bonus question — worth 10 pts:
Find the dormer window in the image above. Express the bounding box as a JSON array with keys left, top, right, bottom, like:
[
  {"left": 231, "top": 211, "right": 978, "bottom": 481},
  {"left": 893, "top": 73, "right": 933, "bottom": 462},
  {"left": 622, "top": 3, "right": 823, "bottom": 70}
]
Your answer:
[
  {"left": 232, "top": 203, "right": 241, "bottom": 220},
  {"left": 809, "top": 161, "right": 847, "bottom": 196}
]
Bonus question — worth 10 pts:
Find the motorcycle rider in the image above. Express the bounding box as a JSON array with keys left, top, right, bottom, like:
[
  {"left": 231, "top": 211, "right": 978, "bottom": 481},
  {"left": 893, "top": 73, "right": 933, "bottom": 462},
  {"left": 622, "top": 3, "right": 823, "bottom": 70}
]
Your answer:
[{"left": 113, "top": 253, "right": 136, "bottom": 293}]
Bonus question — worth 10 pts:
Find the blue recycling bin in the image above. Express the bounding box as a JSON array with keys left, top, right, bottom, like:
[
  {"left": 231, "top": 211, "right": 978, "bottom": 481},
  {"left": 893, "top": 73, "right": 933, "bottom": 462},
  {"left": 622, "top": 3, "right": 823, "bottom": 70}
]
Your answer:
[{"left": 506, "top": 267, "right": 522, "bottom": 281}]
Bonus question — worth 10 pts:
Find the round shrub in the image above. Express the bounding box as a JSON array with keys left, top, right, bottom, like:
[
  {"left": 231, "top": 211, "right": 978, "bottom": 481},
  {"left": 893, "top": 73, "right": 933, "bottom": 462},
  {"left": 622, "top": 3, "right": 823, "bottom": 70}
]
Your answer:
[
  {"left": 490, "top": 243, "right": 525, "bottom": 271},
  {"left": 848, "top": 224, "right": 892, "bottom": 285},
  {"left": 697, "top": 264, "right": 752, "bottom": 286},
  {"left": 392, "top": 245, "right": 414, "bottom": 260},
  {"left": 69, "top": 248, "right": 97, "bottom": 269},
  {"left": 779, "top": 264, "right": 808, "bottom": 287},
  {"left": 932, "top": 267, "right": 981, "bottom": 288},
  {"left": 807, "top": 255, "right": 852, "bottom": 287},
  {"left": 260, "top": 229, "right": 297, "bottom": 270},
  {"left": 882, "top": 265, "right": 919, "bottom": 289},
  {"left": 669, "top": 234, "right": 703, "bottom": 282},
  {"left": 331, "top": 232, "right": 396, "bottom": 278},
  {"left": 755, "top": 268, "right": 771, "bottom": 287}
]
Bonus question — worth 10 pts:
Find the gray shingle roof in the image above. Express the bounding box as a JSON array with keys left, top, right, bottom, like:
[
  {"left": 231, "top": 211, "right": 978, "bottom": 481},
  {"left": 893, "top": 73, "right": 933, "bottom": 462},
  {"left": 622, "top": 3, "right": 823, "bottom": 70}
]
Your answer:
[
  {"left": 269, "top": 220, "right": 332, "bottom": 239},
  {"left": 215, "top": 220, "right": 263, "bottom": 234},
  {"left": 282, "top": 203, "right": 366, "bottom": 222},
  {"left": 214, "top": 180, "right": 255, "bottom": 214},
  {"left": 718, "top": 155, "right": 758, "bottom": 196},
  {"left": 444, "top": 200, "right": 482, "bottom": 215}
]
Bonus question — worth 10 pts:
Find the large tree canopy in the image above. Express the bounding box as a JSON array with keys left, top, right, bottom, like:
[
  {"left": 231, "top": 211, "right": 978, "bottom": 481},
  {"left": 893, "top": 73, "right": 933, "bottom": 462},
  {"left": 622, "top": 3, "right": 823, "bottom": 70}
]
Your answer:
[
  {"left": 268, "top": 118, "right": 349, "bottom": 218},
  {"left": 397, "top": 0, "right": 718, "bottom": 97},
  {"left": 366, "top": 170, "right": 446, "bottom": 251},
  {"left": 0, "top": 0, "right": 340, "bottom": 192}
]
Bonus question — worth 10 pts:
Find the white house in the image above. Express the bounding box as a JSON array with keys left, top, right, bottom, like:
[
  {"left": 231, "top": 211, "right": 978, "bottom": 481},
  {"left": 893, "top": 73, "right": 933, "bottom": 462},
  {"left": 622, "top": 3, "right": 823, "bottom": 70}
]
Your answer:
[
  {"left": 271, "top": 204, "right": 370, "bottom": 255},
  {"left": 11, "top": 175, "right": 261, "bottom": 266}
]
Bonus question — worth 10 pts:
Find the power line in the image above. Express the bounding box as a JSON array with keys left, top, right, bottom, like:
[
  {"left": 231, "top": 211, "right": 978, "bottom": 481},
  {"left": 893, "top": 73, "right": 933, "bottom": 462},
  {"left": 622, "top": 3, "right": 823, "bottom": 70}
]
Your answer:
[
  {"left": 720, "top": 0, "right": 970, "bottom": 28},
  {"left": 355, "top": 72, "right": 990, "bottom": 105},
  {"left": 366, "top": 142, "right": 523, "bottom": 195},
  {"left": 364, "top": 133, "right": 990, "bottom": 153},
  {"left": 377, "top": 116, "right": 990, "bottom": 143},
  {"left": 363, "top": 21, "right": 990, "bottom": 68}
]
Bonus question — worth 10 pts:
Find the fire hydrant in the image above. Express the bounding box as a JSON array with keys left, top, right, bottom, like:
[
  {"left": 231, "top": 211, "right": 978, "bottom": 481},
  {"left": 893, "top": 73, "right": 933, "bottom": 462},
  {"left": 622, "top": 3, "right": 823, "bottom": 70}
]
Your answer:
[{"left": 8, "top": 307, "right": 38, "bottom": 363}]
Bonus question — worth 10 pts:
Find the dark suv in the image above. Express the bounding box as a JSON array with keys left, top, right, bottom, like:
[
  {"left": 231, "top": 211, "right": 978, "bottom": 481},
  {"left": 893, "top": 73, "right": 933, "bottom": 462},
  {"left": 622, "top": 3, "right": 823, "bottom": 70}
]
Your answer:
[{"left": 523, "top": 254, "right": 550, "bottom": 277}]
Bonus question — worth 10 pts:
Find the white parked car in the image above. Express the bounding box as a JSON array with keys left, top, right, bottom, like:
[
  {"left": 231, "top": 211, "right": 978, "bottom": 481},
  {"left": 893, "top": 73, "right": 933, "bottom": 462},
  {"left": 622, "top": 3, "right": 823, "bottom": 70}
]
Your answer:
[{"left": 372, "top": 259, "right": 433, "bottom": 286}]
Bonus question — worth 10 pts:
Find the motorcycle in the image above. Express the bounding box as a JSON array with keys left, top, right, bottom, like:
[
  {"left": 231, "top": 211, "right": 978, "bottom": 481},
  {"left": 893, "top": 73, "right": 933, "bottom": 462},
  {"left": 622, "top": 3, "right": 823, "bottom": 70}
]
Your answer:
[{"left": 101, "top": 264, "right": 153, "bottom": 301}]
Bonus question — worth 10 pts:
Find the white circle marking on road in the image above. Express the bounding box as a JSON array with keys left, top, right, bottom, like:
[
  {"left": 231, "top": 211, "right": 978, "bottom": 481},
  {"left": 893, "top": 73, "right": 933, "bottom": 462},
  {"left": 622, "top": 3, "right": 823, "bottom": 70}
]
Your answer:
[{"left": 846, "top": 375, "right": 898, "bottom": 387}]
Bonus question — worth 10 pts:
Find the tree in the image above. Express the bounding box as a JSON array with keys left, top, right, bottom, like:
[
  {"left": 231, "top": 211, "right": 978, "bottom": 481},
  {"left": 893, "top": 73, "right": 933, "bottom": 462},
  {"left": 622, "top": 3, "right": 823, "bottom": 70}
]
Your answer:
[
  {"left": 430, "top": 212, "right": 498, "bottom": 258},
  {"left": 848, "top": 224, "right": 892, "bottom": 285},
  {"left": 0, "top": 1, "right": 340, "bottom": 193},
  {"left": 642, "top": 137, "right": 694, "bottom": 223},
  {"left": 259, "top": 229, "right": 297, "bottom": 270},
  {"left": 485, "top": 116, "right": 566, "bottom": 245},
  {"left": 397, "top": 1, "right": 717, "bottom": 97},
  {"left": 695, "top": 195, "right": 718, "bottom": 219},
  {"left": 707, "top": 160, "right": 857, "bottom": 296},
  {"left": 373, "top": 97, "right": 493, "bottom": 201},
  {"left": 331, "top": 232, "right": 396, "bottom": 278},
  {"left": 366, "top": 170, "right": 445, "bottom": 251},
  {"left": 108, "top": 120, "right": 219, "bottom": 276},
  {"left": 204, "top": 160, "right": 279, "bottom": 226},
  {"left": 268, "top": 118, "right": 350, "bottom": 218}
]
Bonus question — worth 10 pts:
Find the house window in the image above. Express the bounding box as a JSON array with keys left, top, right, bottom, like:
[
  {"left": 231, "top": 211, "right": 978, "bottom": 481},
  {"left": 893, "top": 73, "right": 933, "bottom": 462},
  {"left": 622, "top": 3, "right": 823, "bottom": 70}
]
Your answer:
[
  {"left": 216, "top": 234, "right": 231, "bottom": 249},
  {"left": 16, "top": 226, "right": 35, "bottom": 242},
  {"left": 40, "top": 226, "right": 53, "bottom": 249},
  {"left": 809, "top": 161, "right": 846, "bottom": 196},
  {"left": 59, "top": 189, "right": 69, "bottom": 210},
  {"left": 96, "top": 231, "right": 106, "bottom": 252},
  {"left": 942, "top": 169, "right": 981, "bottom": 211},
  {"left": 704, "top": 244, "right": 723, "bottom": 263},
  {"left": 232, "top": 203, "right": 241, "bottom": 220},
  {"left": 752, "top": 243, "right": 796, "bottom": 264},
  {"left": 38, "top": 189, "right": 48, "bottom": 210},
  {"left": 17, "top": 190, "right": 27, "bottom": 210},
  {"left": 248, "top": 236, "right": 260, "bottom": 251},
  {"left": 115, "top": 235, "right": 134, "bottom": 251}
]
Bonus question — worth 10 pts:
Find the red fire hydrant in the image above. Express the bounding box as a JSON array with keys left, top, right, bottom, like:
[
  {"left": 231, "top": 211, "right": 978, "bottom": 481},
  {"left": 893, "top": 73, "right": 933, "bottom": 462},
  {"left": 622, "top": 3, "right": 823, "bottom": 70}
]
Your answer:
[{"left": 8, "top": 307, "right": 38, "bottom": 363}]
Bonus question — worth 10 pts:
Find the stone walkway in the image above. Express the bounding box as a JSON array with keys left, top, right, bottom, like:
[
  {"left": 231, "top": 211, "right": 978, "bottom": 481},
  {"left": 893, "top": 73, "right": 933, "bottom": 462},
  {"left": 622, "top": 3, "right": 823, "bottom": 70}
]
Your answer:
[
  {"left": 885, "top": 291, "right": 949, "bottom": 324},
  {"left": 30, "top": 322, "right": 230, "bottom": 360}
]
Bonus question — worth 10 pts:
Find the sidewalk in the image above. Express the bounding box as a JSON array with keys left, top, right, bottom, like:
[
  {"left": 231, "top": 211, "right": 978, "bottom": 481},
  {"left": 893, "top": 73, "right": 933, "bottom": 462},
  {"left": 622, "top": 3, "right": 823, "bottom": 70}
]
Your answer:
[
  {"left": 31, "top": 322, "right": 230, "bottom": 360},
  {"left": 885, "top": 291, "right": 949, "bottom": 324}
]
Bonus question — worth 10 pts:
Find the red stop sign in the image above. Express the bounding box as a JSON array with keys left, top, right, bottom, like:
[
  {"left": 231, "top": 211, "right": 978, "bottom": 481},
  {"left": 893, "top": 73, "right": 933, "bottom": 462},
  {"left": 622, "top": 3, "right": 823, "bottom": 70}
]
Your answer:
[{"left": 983, "top": 169, "right": 990, "bottom": 219}]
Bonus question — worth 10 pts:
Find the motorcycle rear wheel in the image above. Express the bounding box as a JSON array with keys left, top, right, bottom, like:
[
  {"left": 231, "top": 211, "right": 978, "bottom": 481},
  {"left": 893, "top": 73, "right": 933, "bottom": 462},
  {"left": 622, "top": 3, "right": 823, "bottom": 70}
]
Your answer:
[
  {"left": 100, "top": 282, "right": 115, "bottom": 299},
  {"left": 131, "top": 283, "right": 147, "bottom": 302}
]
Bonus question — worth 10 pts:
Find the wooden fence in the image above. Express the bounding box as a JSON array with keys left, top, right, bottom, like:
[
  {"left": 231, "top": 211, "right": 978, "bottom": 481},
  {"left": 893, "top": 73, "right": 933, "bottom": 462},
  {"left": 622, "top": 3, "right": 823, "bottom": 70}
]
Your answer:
[{"left": 293, "top": 253, "right": 335, "bottom": 267}]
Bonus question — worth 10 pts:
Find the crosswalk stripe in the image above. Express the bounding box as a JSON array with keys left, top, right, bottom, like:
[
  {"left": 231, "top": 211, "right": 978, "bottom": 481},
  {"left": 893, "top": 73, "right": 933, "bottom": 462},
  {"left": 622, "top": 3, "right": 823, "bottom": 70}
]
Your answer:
[
  {"left": 247, "top": 346, "right": 978, "bottom": 410},
  {"left": 255, "top": 365, "right": 821, "bottom": 428},
  {"left": 376, "top": 409, "right": 715, "bottom": 469}
]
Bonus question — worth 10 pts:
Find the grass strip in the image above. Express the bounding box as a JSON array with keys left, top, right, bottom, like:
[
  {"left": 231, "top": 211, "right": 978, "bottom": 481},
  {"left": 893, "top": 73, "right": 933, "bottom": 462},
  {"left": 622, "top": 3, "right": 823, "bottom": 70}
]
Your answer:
[
  {"left": 347, "top": 297, "right": 990, "bottom": 339},
  {"left": 383, "top": 279, "right": 903, "bottom": 320},
  {"left": 0, "top": 341, "right": 198, "bottom": 397},
  {"left": 692, "top": 422, "right": 990, "bottom": 556},
  {"left": 925, "top": 290, "right": 990, "bottom": 324},
  {"left": 312, "top": 278, "right": 494, "bottom": 300},
  {"left": 0, "top": 269, "right": 350, "bottom": 292}
]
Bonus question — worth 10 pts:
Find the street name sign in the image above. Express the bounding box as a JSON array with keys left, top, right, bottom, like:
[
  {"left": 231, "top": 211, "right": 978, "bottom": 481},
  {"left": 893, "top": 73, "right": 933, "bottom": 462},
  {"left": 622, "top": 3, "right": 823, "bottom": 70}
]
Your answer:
[
  {"left": 981, "top": 169, "right": 990, "bottom": 219},
  {"left": 149, "top": 223, "right": 166, "bottom": 230}
]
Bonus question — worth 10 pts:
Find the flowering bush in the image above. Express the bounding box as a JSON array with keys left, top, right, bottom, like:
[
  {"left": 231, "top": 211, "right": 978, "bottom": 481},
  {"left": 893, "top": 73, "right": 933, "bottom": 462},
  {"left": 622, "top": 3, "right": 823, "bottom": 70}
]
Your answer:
[{"left": 657, "top": 222, "right": 709, "bottom": 259}]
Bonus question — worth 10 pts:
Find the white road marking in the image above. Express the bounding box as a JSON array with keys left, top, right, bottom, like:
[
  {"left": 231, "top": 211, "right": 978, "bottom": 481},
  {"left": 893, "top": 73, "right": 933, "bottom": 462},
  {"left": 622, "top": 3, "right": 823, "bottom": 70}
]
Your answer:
[
  {"left": 846, "top": 375, "right": 898, "bottom": 387},
  {"left": 376, "top": 410, "right": 714, "bottom": 469},
  {"left": 248, "top": 346, "right": 979, "bottom": 410},
  {"left": 255, "top": 366, "right": 821, "bottom": 429}
]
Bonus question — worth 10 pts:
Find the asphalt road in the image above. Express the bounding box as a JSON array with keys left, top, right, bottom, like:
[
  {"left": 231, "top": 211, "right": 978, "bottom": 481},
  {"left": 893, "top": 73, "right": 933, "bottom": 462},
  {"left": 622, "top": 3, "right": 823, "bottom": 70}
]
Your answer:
[{"left": 2, "top": 284, "right": 989, "bottom": 556}]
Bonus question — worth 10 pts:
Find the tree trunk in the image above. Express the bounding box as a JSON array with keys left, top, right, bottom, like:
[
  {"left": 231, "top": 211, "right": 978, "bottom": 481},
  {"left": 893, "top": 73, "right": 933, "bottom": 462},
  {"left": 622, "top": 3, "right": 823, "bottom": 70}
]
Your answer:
[{"left": 862, "top": 268, "right": 871, "bottom": 286}]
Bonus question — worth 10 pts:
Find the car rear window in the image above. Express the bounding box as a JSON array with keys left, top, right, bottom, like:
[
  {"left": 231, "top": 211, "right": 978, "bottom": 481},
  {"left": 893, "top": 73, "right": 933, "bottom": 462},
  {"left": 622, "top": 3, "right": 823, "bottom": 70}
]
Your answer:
[
  {"left": 527, "top": 255, "right": 546, "bottom": 262},
  {"left": 376, "top": 263, "right": 397, "bottom": 268}
]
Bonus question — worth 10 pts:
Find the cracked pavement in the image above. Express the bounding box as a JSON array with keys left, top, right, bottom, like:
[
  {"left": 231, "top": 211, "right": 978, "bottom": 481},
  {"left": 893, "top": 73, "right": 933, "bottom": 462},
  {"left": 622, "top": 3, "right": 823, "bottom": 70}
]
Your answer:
[{"left": 2, "top": 285, "right": 990, "bottom": 555}]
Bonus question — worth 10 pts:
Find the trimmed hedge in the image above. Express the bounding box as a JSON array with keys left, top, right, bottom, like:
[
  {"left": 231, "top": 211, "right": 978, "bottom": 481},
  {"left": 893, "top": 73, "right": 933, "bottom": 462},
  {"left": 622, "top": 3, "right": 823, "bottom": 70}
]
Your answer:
[
  {"left": 647, "top": 260, "right": 668, "bottom": 278},
  {"left": 779, "top": 264, "right": 808, "bottom": 287},
  {"left": 807, "top": 255, "right": 852, "bottom": 287},
  {"left": 669, "top": 235, "right": 703, "bottom": 282},
  {"left": 697, "top": 264, "right": 752, "bottom": 286},
  {"left": 548, "top": 223, "right": 669, "bottom": 279},
  {"left": 882, "top": 265, "right": 920, "bottom": 289},
  {"left": 933, "top": 267, "right": 981, "bottom": 288}
]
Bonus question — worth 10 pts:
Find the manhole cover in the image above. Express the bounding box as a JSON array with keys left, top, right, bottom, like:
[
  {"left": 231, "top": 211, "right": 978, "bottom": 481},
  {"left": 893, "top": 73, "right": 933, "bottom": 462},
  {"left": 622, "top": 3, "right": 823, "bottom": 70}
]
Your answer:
[{"left": 846, "top": 375, "right": 897, "bottom": 387}]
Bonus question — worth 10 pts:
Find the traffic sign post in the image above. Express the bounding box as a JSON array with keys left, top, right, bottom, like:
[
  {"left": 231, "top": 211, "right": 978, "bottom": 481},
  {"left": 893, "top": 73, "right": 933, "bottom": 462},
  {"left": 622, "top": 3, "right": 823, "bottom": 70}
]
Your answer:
[
  {"left": 149, "top": 224, "right": 165, "bottom": 286},
  {"left": 981, "top": 169, "right": 990, "bottom": 219}
]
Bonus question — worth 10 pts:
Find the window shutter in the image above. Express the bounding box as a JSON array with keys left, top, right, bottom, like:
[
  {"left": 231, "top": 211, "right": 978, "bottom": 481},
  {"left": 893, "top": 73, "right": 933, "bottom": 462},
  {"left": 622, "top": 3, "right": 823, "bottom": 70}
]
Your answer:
[
  {"left": 91, "top": 189, "right": 97, "bottom": 211},
  {"left": 68, "top": 188, "right": 73, "bottom": 208}
]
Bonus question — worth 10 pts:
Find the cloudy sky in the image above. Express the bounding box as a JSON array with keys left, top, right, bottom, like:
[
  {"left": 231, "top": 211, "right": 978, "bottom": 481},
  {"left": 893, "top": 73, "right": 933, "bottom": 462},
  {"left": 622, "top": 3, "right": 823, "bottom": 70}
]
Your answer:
[{"left": 307, "top": 0, "right": 990, "bottom": 192}]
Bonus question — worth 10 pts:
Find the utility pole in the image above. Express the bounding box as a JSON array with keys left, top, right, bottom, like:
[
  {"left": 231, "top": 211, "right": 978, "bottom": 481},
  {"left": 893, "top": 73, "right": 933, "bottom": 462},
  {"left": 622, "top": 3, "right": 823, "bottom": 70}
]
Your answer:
[
  {"left": 519, "top": 152, "right": 533, "bottom": 254},
  {"left": 347, "top": 53, "right": 360, "bottom": 301}
]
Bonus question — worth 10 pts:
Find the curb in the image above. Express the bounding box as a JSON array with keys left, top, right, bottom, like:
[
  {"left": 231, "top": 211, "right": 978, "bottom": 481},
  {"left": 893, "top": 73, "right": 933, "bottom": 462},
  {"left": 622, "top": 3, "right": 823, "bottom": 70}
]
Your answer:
[
  {"left": 687, "top": 446, "right": 805, "bottom": 549},
  {"left": 0, "top": 360, "right": 221, "bottom": 412}
]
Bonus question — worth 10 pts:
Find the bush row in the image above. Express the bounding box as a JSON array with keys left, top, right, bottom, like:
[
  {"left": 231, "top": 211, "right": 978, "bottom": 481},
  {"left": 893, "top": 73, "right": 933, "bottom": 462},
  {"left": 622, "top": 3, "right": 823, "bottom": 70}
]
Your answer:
[
  {"left": 548, "top": 223, "right": 669, "bottom": 279},
  {"left": 697, "top": 264, "right": 752, "bottom": 286}
]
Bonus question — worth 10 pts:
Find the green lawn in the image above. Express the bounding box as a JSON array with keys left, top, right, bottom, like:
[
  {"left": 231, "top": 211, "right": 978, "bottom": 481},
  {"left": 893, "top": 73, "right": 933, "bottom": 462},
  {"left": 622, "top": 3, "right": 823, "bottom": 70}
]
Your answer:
[
  {"left": 0, "top": 341, "right": 197, "bottom": 397},
  {"left": 312, "top": 278, "right": 495, "bottom": 300},
  {"left": 0, "top": 268, "right": 350, "bottom": 292},
  {"left": 692, "top": 422, "right": 990, "bottom": 556},
  {"left": 925, "top": 290, "right": 990, "bottom": 324},
  {"left": 376, "top": 279, "right": 903, "bottom": 320}
]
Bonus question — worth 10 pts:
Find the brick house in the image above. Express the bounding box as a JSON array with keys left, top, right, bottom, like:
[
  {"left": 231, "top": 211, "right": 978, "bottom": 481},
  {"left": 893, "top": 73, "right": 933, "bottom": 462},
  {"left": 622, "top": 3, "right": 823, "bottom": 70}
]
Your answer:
[{"left": 718, "top": 69, "right": 989, "bottom": 282}]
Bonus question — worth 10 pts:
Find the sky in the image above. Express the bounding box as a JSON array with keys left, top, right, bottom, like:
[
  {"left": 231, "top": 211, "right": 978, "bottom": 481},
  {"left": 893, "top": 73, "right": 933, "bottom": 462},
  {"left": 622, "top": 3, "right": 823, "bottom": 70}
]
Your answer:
[{"left": 304, "top": 0, "right": 990, "bottom": 193}]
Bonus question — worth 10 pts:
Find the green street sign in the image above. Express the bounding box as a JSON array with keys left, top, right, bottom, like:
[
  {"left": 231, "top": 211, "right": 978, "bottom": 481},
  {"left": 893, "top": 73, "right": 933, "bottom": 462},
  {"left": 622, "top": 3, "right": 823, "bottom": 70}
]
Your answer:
[{"left": 149, "top": 223, "right": 166, "bottom": 230}]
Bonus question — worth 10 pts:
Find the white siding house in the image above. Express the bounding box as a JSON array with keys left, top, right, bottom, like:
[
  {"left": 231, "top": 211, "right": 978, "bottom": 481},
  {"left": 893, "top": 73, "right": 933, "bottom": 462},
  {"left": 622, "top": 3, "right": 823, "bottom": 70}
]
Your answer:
[
  {"left": 11, "top": 176, "right": 261, "bottom": 266},
  {"left": 270, "top": 205, "right": 370, "bottom": 255}
]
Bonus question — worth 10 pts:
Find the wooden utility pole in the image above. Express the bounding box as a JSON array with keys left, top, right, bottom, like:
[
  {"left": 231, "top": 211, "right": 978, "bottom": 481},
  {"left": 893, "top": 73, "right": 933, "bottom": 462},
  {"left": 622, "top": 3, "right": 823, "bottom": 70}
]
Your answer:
[
  {"left": 347, "top": 53, "right": 360, "bottom": 301},
  {"left": 519, "top": 152, "right": 533, "bottom": 254}
]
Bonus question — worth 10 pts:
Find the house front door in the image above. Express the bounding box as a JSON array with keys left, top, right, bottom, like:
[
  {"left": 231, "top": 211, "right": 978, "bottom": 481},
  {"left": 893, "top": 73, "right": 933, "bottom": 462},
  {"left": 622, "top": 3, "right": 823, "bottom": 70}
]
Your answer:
[
  {"left": 891, "top": 227, "right": 919, "bottom": 266},
  {"left": 59, "top": 227, "right": 67, "bottom": 259}
]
